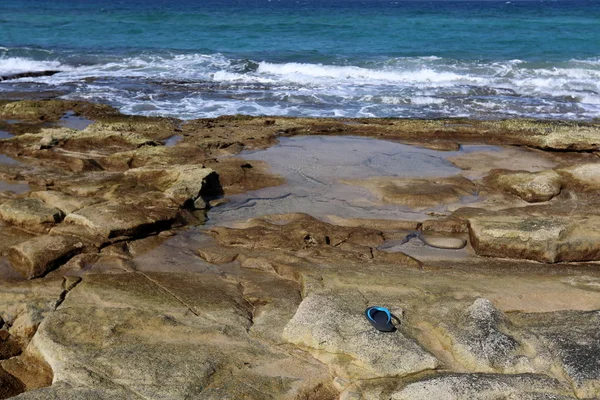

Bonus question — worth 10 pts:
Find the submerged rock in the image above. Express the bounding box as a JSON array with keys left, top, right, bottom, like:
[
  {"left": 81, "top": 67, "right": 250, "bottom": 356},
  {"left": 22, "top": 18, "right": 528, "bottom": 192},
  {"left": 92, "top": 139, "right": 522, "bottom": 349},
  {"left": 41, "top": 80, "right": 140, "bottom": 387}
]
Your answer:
[{"left": 341, "top": 176, "right": 476, "bottom": 208}]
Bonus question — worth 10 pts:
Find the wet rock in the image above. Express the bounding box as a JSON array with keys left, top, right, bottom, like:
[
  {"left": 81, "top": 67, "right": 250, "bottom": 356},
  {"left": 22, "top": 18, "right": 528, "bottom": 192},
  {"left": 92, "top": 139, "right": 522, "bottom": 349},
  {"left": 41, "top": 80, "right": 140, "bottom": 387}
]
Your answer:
[
  {"left": 8, "top": 235, "right": 85, "bottom": 279},
  {"left": 206, "top": 158, "right": 285, "bottom": 195},
  {"left": 283, "top": 292, "right": 439, "bottom": 379},
  {"left": 64, "top": 201, "right": 181, "bottom": 239},
  {"left": 0, "top": 100, "right": 116, "bottom": 122},
  {"left": 30, "top": 191, "right": 103, "bottom": 215},
  {"left": 391, "top": 373, "right": 576, "bottom": 400},
  {"left": 469, "top": 215, "right": 600, "bottom": 263},
  {"left": 0, "top": 70, "right": 60, "bottom": 82},
  {"left": 0, "top": 199, "right": 64, "bottom": 232},
  {"left": 512, "top": 310, "right": 600, "bottom": 398},
  {"left": 484, "top": 169, "right": 563, "bottom": 203}
]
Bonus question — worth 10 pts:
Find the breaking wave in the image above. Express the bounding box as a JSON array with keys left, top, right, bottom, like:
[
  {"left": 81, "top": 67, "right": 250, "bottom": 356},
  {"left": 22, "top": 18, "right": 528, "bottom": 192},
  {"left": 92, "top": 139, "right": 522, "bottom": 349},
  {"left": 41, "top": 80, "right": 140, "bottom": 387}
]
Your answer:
[{"left": 1, "top": 51, "right": 599, "bottom": 120}]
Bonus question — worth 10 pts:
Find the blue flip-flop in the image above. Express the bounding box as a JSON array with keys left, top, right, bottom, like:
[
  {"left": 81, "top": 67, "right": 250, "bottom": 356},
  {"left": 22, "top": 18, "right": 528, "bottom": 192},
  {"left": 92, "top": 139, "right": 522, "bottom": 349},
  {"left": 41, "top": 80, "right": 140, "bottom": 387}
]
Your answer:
[{"left": 365, "top": 306, "right": 397, "bottom": 332}]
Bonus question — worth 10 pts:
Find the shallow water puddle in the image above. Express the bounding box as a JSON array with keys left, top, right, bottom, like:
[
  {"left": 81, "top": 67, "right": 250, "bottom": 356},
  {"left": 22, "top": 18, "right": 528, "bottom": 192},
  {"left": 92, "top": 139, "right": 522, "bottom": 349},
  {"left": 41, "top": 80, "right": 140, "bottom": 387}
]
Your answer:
[
  {"left": 207, "top": 136, "right": 498, "bottom": 224},
  {"left": 57, "top": 111, "right": 94, "bottom": 130},
  {"left": 0, "top": 154, "right": 30, "bottom": 193},
  {"left": 0, "top": 130, "right": 13, "bottom": 139},
  {"left": 164, "top": 135, "right": 183, "bottom": 147}
]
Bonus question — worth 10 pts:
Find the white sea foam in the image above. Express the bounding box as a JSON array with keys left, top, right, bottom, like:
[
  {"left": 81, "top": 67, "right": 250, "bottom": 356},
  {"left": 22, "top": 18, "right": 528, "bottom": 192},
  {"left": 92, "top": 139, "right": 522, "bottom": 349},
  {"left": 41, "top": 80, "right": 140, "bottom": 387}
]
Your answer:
[
  {"left": 3, "top": 53, "right": 600, "bottom": 119},
  {"left": 0, "top": 57, "right": 64, "bottom": 74}
]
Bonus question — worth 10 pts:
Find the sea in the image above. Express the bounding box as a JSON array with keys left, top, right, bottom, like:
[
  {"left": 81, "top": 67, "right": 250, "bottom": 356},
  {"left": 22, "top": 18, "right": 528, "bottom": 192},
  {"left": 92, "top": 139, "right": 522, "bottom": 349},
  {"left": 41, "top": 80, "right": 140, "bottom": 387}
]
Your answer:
[{"left": 1, "top": 0, "right": 599, "bottom": 120}]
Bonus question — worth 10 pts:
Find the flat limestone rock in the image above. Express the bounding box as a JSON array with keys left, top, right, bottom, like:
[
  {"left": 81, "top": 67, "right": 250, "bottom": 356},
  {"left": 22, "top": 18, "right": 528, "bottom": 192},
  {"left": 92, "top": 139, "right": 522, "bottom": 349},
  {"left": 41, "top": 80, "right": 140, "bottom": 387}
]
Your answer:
[
  {"left": 484, "top": 169, "right": 563, "bottom": 203},
  {"left": 0, "top": 277, "right": 65, "bottom": 345},
  {"left": 391, "top": 373, "right": 576, "bottom": 400},
  {"left": 30, "top": 191, "right": 103, "bottom": 215},
  {"left": 64, "top": 201, "right": 180, "bottom": 239},
  {"left": 26, "top": 272, "right": 332, "bottom": 400},
  {"left": 8, "top": 235, "right": 85, "bottom": 279},
  {"left": 468, "top": 215, "right": 600, "bottom": 263},
  {"left": 0, "top": 199, "right": 64, "bottom": 232},
  {"left": 124, "top": 165, "right": 216, "bottom": 207},
  {"left": 283, "top": 292, "right": 439, "bottom": 379}
]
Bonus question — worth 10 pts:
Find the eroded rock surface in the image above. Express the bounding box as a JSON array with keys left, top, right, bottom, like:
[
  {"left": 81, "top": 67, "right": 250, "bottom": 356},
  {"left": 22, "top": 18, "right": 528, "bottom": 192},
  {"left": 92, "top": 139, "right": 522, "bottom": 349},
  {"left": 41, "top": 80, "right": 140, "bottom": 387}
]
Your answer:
[
  {"left": 1, "top": 100, "right": 600, "bottom": 399},
  {"left": 469, "top": 215, "right": 600, "bottom": 263}
]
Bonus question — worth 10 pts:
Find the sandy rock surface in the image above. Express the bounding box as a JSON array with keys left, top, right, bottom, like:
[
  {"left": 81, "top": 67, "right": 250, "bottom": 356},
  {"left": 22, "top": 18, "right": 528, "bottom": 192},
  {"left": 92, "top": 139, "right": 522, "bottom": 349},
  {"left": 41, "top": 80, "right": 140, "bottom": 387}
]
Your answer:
[{"left": 0, "top": 100, "right": 600, "bottom": 399}]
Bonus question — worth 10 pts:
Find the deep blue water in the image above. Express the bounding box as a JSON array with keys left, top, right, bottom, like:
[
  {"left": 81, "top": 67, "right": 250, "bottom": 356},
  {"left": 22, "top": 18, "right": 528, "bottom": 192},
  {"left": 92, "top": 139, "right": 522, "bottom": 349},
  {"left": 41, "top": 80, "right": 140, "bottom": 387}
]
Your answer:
[{"left": 1, "top": 0, "right": 599, "bottom": 119}]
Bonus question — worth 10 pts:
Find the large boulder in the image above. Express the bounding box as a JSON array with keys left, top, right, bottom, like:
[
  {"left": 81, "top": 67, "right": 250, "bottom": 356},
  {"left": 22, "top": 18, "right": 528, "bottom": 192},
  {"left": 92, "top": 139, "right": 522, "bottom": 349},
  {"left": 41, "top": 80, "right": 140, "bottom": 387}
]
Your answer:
[
  {"left": 468, "top": 215, "right": 600, "bottom": 263},
  {"left": 484, "top": 169, "right": 562, "bottom": 203}
]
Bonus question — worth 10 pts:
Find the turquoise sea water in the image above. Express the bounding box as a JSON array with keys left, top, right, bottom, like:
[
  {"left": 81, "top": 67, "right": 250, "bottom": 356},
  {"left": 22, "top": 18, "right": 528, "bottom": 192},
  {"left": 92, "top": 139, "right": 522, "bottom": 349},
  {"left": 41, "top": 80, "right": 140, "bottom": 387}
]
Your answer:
[{"left": 1, "top": 0, "right": 599, "bottom": 119}]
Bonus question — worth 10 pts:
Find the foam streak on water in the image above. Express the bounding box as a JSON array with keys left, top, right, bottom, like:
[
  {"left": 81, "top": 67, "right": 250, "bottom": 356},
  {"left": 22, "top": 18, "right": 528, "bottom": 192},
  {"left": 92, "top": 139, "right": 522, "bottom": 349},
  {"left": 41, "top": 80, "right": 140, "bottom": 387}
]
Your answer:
[{"left": 1, "top": 53, "right": 599, "bottom": 120}]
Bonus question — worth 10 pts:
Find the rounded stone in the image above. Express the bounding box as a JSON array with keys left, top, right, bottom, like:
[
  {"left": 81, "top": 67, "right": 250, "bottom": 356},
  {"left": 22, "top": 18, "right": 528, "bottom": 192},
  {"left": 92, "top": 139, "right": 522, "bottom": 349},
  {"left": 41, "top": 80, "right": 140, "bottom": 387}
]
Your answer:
[{"left": 421, "top": 234, "right": 467, "bottom": 249}]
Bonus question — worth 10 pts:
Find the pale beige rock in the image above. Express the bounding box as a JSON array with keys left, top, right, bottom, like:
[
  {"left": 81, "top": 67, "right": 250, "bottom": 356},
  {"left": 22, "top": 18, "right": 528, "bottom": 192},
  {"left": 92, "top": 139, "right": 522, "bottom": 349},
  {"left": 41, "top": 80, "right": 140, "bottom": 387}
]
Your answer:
[
  {"left": 391, "top": 373, "right": 576, "bottom": 400},
  {"left": 558, "top": 162, "right": 600, "bottom": 190},
  {"left": 24, "top": 272, "right": 332, "bottom": 400},
  {"left": 469, "top": 215, "right": 600, "bottom": 263},
  {"left": 8, "top": 235, "right": 85, "bottom": 279},
  {"left": 485, "top": 170, "right": 563, "bottom": 202},
  {"left": 283, "top": 292, "right": 439, "bottom": 379},
  {"left": 0, "top": 199, "right": 64, "bottom": 232},
  {"left": 31, "top": 191, "right": 102, "bottom": 215}
]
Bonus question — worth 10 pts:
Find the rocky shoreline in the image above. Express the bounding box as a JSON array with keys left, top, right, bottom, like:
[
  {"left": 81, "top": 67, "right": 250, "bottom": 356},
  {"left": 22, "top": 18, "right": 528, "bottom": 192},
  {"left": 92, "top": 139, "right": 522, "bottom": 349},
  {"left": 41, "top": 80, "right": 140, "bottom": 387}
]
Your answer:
[{"left": 0, "top": 99, "right": 599, "bottom": 399}]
